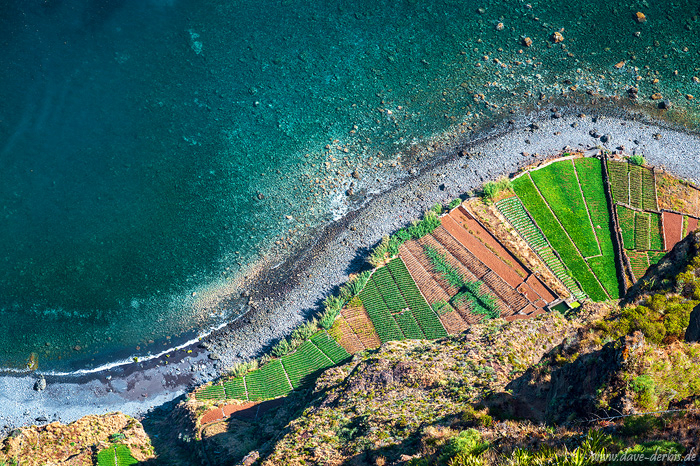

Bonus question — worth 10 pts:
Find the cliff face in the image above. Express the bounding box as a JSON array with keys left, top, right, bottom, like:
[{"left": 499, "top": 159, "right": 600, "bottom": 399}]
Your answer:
[
  {"left": 0, "top": 412, "right": 154, "bottom": 466},
  {"left": 3, "top": 297, "right": 700, "bottom": 465}
]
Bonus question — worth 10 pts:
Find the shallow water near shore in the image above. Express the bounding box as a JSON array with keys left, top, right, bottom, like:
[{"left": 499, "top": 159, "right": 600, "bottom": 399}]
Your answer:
[{"left": 0, "top": 0, "right": 699, "bottom": 371}]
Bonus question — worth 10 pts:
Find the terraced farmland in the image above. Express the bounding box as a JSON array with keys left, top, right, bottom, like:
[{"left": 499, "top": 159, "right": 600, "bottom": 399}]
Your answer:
[
  {"left": 191, "top": 154, "right": 700, "bottom": 420},
  {"left": 386, "top": 258, "right": 448, "bottom": 339},
  {"left": 607, "top": 160, "right": 630, "bottom": 204},
  {"left": 96, "top": 445, "right": 138, "bottom": 466},
  {"left": 496, "top": 197, "right": 585, "bottom": 300},
  {"left": 311, "top": 331, "right": 352, "bottom": 364},
  {"left": 281, "top": 340, "right": 334, "bottom": 389},
  {"left": 608, "top": 158, "right": 667, "bottom": 280},
  {"left": 245, "top": 359, "right": 292, "bottom": 401},
  {"left": 530, "top": 160, "right": 601, "bottom": 258},
  {"left": 223, "top": 377, "right": 247, "bottom": 400},
  {"left": 511, "top": 169, "right": 608, "bottom": 301},
  {"left": 359, "top": 279, "right": 405, "bottom": 343},
  {"left": 574, "top": 157, "right": 620, "bottom": 299}
]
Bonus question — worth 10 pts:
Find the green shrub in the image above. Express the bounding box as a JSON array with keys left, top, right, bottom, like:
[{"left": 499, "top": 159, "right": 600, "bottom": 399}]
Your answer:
[
  {"left": 481, "top": 178, "right": 512, "bottom": 201},
  {"left": 349, "top": 271, "right": 371, "bottom": 297},
  {"left": 109, "top": 433, "right": 126, "bottom": 442},
  {"left": 628, "top": 155, "right": 646, "bottom": 166},
  {"left": 431, "top": 202, "right": 445, "bottom": 215},
  {"left": 630, "top": 374, "right": 656, "bottom": 410},
  {"left": 439, "top": 429, "right": 489, "bottom": 464},
  {"left": 506, "top": 430, "right": 610, "bottom": 466},
  {"left": 460, "top": 407, "right": 493, "bottom": 427},
  {"left": 272, "top": 338, "right": 292, "bottom": 357},
  {"left": 449, "top": 198, "right": 462, "bottom": 210},
  {"left": 291, "top": 320, "right": 318, "bottom": 341},
  {"left": 597, "top": 305, "right": 666, "bottom": 345},
  {"left": 408, "top": 210, "right": 442, "bottom": 239}
]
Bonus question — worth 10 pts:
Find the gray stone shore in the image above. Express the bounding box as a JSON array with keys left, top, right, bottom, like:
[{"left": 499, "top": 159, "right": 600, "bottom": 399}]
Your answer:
[{"left": 1, "top": 106, "right": 699, "bottom": 435}]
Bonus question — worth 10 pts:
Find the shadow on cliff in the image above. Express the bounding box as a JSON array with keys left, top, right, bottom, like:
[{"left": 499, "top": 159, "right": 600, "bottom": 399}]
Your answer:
[{"left": 484, "top": 332, "right": 645, "bottom": 425}]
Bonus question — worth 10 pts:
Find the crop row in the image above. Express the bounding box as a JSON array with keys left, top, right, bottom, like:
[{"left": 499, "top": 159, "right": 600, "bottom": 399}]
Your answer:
[
  {"left": 649, "top": 213, "right": 664, "bottom": 250},
  {"left": 245, "top": 359, "right": 292, "bottom": 401},
  {"left": 310, "top": 331, "right": 351, "bottom": 364},
  {"left": 512, "top": 174, "right": 608, "bottom": 301},
  {"left": 607, "top": 160, "right": 630, "bottom": 204},
  {"left": 97, "top": 445, "right": 138, "bottom": 466},
  {"left": 223, "top": 377, "right": 247, "bottom": 400},
  {"left": 497, "top": 196, "right": 549, "bottom": 250},
  {"left": 373, "top": 267, "right": 409, "bottom": 312},
  {"left": 634, "top": 212, "right": 651, "bottom": 250},
  {"left": 629, "top": 165, "right": 644, "bottom": 210},
  {"left": 537, "top": 247, "right": 585, "bottom": 299},
  {"left": 641, "top": 168, "right": 658, "bottom": 211},
  {"left": 497, "top": 196, "right": 586, "bottom": 300},
  {"left": 281, "top": 340, "right": 334, "bottom": 389},
  {"left": 647, "top": 251, "right": 666, "bottom": 267},
  {"left": 626, "top": 250, "right": 650, "bottom": 279},
  {"left": 359, "top": 280, "right": 404, "bottom": 343},
  {"left": 531, "top": 160, "right": 600, "bottom": 258},
  {"left": 616, "top": 205, "right": 635, "bottom": 250},
  {"left": 387, "top": 258, "right": 448, "bottom": 339},
  {"left": 196, "top": 384, "right": 225, "bottom": 401},
  {"left": 394, "top": 310, "right": 425, "bottom": 339},
  {"left": 575, "top": 158, "right": 620, "bottom": 299}
]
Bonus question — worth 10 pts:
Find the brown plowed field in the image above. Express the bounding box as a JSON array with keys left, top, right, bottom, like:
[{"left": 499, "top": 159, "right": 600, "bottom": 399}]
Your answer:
[
  {"left": 332, "top": 316, "right": 365, "bottom": 353},
  {"left": 437, "top": 309, "right": 470, "bottom": 334},
  {"left": 662, "top": 211, "right": 683, "bottom": 251},
  {"left": 440, "top": 215, "right": 523, "bottom": 288},
  {"left": 519, "top": 304, "right": 536, "bottom": 316},
  {"left": 341, "top": 305, "right": 381, "bottom": 349},
  {"left": 403, "top": 240, "right": 461, "bottom": 296},
  {"left": 399, "top": 245, "right": 452, "bottom": 304},
  {"left": 466, "top": 197, "right": 570, "bottom": 299},
  {"left": 201, "top": 407, "right": 225, "bottom": 424},
  {"left": 454, "top": 206, "right": 528, "bottom": 277},
  {"left": 481, "top": 271, "right": 525, "bottom": 314},
  {"left": 517, "top": 282, "right": 541, "bottom": 303},
  {"left": 418, "top": 234, "right": 483, "bottom": 284},
  {"left": 431, "top": 226, "right": 489, "bottom": 279},
  {"left": 223, "top": 402, "right": 258, "bottom": 418},
  {"left": 418, "top": 235, "right": 512, "bottom": 314},
  {"left": 688, "top": 217, "right": 699, "bottom": 235},
  {"left": 525, "top": 275, "right": 556, "bottom": 303}
]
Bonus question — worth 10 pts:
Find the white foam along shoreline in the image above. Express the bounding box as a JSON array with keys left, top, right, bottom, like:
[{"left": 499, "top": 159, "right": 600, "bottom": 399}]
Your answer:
[{"left": 0, "top": 321, "right": 234, "bottom": 378}]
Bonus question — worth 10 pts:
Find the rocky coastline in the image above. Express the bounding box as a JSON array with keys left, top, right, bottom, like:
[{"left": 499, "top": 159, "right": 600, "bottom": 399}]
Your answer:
[{"left": 2, "top": 104, "right": 700, "bottom": 436}]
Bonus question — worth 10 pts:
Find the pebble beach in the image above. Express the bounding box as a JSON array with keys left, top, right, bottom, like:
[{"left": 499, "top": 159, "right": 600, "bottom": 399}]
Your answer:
[{"left": 2, "top": 104, "right": 700, "bottom": 434}]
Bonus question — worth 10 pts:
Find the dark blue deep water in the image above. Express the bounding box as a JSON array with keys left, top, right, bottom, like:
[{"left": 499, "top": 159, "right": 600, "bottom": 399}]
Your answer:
[{"left": 1, "top": 0, "right": 698, "bottom": 370}]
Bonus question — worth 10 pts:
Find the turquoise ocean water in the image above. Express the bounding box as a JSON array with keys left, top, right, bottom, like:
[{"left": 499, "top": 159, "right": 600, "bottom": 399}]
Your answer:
[{"left": 0, "top": 0, "right": 698, "bottom": 371}]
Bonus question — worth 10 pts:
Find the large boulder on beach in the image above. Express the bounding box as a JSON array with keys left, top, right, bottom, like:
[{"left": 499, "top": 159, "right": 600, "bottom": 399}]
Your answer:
[
  {"left": 686, "top": 304, "right": 700, "bottom": 342},
  {"left": 34, "top": 375, "right": 46, "bottom": 391}
]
